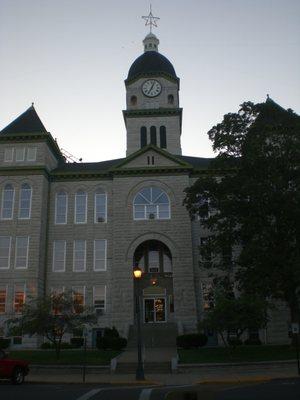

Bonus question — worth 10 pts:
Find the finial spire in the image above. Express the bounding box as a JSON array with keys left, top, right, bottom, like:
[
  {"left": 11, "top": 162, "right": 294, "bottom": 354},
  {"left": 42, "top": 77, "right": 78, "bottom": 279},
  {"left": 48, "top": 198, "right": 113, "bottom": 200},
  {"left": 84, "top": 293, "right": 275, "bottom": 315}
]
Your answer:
[{"left": 142, "top": 4, "right": 160, "bottom": 33}]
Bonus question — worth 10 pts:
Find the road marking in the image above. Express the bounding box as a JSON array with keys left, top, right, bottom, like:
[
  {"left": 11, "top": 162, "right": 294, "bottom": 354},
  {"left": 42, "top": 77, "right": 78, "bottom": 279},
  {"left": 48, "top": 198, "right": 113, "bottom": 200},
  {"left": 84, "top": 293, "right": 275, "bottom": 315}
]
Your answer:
[
  {"left": 76, "top": 388, "right": 103, "bottom": 400},
  {"left": 139, "top": 388, "right": 153, "bottom": 400}
]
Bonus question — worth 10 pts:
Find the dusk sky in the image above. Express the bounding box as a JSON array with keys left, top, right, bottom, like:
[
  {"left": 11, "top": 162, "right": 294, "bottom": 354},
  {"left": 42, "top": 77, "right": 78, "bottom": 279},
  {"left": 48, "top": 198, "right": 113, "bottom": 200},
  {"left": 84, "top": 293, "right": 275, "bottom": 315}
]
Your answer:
[{"left": 1, "top": 0, "right": 299, "bottom": 162}]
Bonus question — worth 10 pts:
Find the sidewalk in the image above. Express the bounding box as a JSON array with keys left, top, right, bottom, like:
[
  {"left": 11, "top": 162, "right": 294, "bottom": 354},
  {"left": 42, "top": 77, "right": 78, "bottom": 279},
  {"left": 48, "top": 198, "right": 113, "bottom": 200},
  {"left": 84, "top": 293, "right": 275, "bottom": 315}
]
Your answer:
[{"left": 27, "top": 360, "right": 299, "bottom": 385}]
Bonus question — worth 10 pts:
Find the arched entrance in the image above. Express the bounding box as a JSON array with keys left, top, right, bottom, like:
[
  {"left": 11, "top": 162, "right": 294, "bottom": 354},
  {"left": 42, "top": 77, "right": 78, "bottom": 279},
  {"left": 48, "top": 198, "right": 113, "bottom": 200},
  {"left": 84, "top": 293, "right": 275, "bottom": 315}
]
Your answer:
[{"left": 133, "top": 240, "right": 174, "bottom": 324}]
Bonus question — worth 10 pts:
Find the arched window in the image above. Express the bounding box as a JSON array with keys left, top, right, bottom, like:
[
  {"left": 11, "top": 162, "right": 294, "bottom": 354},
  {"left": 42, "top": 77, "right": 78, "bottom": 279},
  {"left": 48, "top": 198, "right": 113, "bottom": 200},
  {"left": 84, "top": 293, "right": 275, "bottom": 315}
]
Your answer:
[
  {"left": 19, "top": 183, "right": 32, "bottom": 219},
  {"left": 94, "top": 188, "right": 107, "bottom": 223},
  {"left": 168, "top": 94, "right": 174, "bottom": 105},
  {"left": 133, "top": 187, "right": 170, "bottom": 220},
  {"left": 55, "top": 191, "right": 68, "bottom": 224},
  {"left": 1, "top": 184, "right": 14, "bottom": 219},
  {"left": 160, "top": 126, "right": 167, "bottom": 148},
  {"left": 140, "top": 126, "right": 147, "bottom": 148},
  {"left": 150, "top": 126, "right": 157, "bottom": 146},
  {"left": 130, "top": 95, "right": 137, "bottom": 106},
  {"left": 75, "top": 190, "right": 87, "bottom": 223}
]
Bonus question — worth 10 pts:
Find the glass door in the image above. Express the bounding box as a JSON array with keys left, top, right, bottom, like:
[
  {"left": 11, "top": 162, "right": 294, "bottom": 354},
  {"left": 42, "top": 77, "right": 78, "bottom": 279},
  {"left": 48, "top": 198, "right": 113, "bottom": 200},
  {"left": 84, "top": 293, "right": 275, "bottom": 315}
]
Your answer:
[{"left": 144, "top": 298, "right": 166, "bottom": 323}]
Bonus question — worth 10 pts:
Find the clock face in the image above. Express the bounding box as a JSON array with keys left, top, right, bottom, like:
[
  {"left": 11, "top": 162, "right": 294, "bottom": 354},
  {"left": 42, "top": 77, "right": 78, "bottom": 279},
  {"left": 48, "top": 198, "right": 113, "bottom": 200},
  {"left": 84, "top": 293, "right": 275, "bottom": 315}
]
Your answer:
[{"left": 142, "top": 79, "right": 162, "bottom": 97}]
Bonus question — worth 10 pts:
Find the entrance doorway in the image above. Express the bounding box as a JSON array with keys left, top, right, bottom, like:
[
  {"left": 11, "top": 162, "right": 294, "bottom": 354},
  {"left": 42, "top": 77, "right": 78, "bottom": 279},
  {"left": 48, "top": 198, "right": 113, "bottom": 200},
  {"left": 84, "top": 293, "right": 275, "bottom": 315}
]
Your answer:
[{"left": 144, "top": 298, "right": 166, "bottom": 323}]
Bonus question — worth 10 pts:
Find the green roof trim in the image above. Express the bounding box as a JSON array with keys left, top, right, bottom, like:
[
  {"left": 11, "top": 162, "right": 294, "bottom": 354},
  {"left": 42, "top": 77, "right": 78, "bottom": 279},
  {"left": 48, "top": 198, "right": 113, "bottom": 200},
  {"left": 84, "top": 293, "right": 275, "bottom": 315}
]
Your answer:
[{"left": 123, "top": 108, "right": 182, "bottom": 119}]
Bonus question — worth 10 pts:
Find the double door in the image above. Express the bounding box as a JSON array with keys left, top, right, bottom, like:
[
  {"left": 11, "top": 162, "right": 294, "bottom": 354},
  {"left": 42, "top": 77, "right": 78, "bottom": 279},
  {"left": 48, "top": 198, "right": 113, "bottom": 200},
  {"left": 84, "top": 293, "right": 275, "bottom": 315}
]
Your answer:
[{"left": 144, "top": 297, "right": 166, "bottom": 323}]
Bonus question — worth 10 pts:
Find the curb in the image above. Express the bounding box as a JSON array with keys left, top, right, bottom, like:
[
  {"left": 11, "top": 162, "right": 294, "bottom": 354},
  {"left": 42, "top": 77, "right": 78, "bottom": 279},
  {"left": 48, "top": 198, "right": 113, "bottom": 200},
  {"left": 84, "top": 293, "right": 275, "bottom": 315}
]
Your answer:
[{"left": 27, "top": 378, "right": 162, "bottom": 386}]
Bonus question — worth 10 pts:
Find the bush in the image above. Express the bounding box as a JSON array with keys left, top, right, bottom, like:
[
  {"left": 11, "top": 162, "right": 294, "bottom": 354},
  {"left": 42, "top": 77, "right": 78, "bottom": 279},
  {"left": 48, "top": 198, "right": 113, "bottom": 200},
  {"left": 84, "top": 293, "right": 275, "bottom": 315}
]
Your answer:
[
  {"left": 70, "top": 337, "right": 84, "bottom": 348},
  {"left": 176, "top": 334, "right": 208, "bottom": 349},
  {"left": 228, "top": 338, "right": 243, "bottom": 347},
  {"left": 40, "top": 341, "right": 75, "bottom": 349},
  {"left": 96, "top": 336, "right": 127, "bottom": 351},
  {"left": 0, "top": 338, "right": 11, "bottom": 349},
  {"left": 244, "top": 338, "right": 262, "bottom": 345},
  {"left": 40, "top": 342, "right": 52, "bottom": 349},
  {"left": 104, "top": 326, "right": 119, "bottom": 338}
]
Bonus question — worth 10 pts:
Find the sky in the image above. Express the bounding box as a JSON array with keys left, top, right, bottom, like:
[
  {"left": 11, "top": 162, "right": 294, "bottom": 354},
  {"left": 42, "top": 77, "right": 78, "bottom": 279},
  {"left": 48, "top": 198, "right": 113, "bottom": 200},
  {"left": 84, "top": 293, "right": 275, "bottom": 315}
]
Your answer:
[{"left": 0, "top": 0, "right": 299, "bottom": 162}]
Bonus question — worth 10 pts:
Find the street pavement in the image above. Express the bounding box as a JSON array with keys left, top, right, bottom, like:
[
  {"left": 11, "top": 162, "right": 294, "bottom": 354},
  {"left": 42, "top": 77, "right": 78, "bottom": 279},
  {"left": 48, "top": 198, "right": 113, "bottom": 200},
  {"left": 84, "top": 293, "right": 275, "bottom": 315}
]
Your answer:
[{"left": 0, "top": 379, "right": 300, "bottom": 400}]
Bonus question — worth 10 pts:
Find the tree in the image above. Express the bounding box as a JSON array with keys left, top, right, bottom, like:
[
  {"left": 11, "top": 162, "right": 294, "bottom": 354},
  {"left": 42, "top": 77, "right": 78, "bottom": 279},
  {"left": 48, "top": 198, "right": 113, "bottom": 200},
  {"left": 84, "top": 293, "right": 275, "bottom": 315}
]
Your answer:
[
  {"left": 8, "top": 291, "right": 97, "bottom": 358},
  {"left": 184, "top": 98, "right": 300, "bottom": 336},
  {"left": 199, "top": 290, "right": 269, "bottom": 348}
]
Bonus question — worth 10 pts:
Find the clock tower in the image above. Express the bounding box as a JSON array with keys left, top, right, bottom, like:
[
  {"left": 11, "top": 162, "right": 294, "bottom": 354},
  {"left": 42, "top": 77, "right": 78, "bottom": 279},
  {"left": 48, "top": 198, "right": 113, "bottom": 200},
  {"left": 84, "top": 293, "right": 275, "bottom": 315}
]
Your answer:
[{"left": 123, "top": 33, "right": 182, "bottom": 156}]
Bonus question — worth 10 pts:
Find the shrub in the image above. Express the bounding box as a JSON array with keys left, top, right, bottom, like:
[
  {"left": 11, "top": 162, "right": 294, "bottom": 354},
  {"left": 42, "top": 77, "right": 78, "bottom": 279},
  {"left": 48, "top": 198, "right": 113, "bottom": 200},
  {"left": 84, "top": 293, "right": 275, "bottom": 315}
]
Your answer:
[
  {"left": 96, "top": 336, "right": 127, "bottom": 351},
  {"left": 104, "top": 326, "right": 119, "bottom": 338},
  {"left": 176, "top": 333, "right": 208, "bottom": 349},
  {"left": 0, "top": 338, "right": 11, "bottom": 349},
  {"left": 244, "top": 338, "right": 262, "bottom": 345},
  {"left": 228, "top": 338, "right": 243, "bottom": 347},
  {"left": 70, "top": 337, "right": 84, "bottom": 348},
  {"left": 40, "top": 342, "right": 75, "bottom": 349}
]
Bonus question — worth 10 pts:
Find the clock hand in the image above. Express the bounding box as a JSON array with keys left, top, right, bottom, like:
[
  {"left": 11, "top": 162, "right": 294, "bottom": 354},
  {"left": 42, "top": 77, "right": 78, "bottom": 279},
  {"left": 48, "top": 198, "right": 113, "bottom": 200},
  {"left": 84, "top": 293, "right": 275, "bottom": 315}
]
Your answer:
[{"left": 149, "top": 82, "right": 155, "bottom": 93}]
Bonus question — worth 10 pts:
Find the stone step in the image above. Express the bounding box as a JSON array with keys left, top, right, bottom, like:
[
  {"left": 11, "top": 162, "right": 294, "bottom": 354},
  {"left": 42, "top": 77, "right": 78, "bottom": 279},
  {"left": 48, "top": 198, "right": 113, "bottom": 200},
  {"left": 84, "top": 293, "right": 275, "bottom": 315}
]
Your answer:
[{"left": 127, "top": 323, "right": 178, "bottom": 348}]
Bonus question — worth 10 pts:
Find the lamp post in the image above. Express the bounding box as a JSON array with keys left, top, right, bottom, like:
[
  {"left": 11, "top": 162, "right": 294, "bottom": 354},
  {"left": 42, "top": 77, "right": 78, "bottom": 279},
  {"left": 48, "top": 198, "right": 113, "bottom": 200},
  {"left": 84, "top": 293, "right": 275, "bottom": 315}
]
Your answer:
[{"left": 133, "top": 265, "right": 145, "bottom": 381}]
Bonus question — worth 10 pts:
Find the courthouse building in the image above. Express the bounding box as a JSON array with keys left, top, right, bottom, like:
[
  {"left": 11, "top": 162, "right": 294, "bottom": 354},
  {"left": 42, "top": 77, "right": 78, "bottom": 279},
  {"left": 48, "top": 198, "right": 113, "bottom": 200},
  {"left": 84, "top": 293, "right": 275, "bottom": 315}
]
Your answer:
[{"left": 0, "top": 32, "right": 289, "bottom": 347}]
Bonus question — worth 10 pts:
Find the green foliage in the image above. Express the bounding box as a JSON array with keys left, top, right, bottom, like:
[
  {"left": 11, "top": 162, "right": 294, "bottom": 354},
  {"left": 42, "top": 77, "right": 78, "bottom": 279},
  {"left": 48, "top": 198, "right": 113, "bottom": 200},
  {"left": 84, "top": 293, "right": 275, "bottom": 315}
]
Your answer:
[
  {"left": 184, "top": 99, "right": 300, "bottom": 330},
  {"left": 0, "top": 338, "right": 10, "bottom": 349},
  {"left": 70, "top": 337, "right": 84, "bottom": 348},
  {"left": 176, "top": 333, "right": 208, "bottom": 349},
  {"left": 104, "top": 326, "right": 119, "bottom": 338},
  {"left": 199, "top": 292, "right": 268, "bottom": 348},
  {"left": 8, "top": 291, "right": 96, "bottom": 359},
  {"left": 40, "top": 342, "right": 75, "bottom": 349},
  {"left": 244, "top": 338, "right": 262, "bottom": 346},
  {"left": 96, "top": 327, "right": 127, "bottom": 350}
]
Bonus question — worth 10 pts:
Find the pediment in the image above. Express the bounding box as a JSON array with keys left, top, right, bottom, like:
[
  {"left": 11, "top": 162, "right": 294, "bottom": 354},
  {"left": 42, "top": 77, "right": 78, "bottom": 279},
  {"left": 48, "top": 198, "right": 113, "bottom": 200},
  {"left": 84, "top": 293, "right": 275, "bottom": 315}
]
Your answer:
[{"left": 113, "top": 145, "right": 190, "bottom": 170}]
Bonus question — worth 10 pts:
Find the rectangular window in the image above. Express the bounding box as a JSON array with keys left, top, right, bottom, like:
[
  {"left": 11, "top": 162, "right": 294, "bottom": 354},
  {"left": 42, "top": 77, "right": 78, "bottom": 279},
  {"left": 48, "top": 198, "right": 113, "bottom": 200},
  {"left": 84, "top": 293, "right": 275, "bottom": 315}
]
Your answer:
[
  {"left": 134, "top": 205, "right": 146, "bottom": 220},
  {"left": 93, "top": 285, "right": 106, "bottom": 312},
  {"left": 50, "top": 287, "right": 64, "bottom": 314},
  {"left": 14, "top": 283, "right": 25, "bottom": 313},
  {"left": 15, "top": 148, "right": 25, "bottom": 162},
  {"left": 72, "top": 286, "right": 85, "bottom": 313},
  {"left": 52, "top": 240, "right": 66, "bottom": 272},
  {"left": 1, "top": 185, "right": 14, "bottom": 220},
  {"left": 15, "top": 236, "right": 29, "bottom": 269},
  {"left": 27, "top": 147, "right": 37, "bottom": 161},
  {"left": 4, "top": 148, "right": 14, "bottom": 162},
  {"left": 94, "top": 239, "right": 107, "bottom": 271},
  {"left": 94, "top": 193, "right": 107, "bottom": 223},
  {"left": 158, "top": 204, "right": 170, "bottom": 219},
  {"left": 75, "top": 192, "right": 87, "bottom": 223},
  {"left": 0, "top": 286, "right": 7, "bottom": 314},
  {"left": 18, "top": 185, "right": 32, "bottom": 219},
  {"left": 0, "top": 236, "right": 11, "bottom": 269},
  {"left": 73, "top": 240, "right": 86, "bottom": 272},
  {"left": 148, "top": 250, "right": 159, "bottom": 273},
  {"left": 55, "top": 192, "right": 68, "bottom": 224},
  {"left": 201, "top": 282, "right": 214, "bottom": 310}
]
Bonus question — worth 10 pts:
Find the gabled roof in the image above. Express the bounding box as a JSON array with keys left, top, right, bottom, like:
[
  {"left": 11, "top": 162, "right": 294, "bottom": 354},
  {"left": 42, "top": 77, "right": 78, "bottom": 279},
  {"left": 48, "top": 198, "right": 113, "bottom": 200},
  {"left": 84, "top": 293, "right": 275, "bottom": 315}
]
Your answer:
[
  {"left": 112, "top": 144, "right": 192, "bottom": 169},
  {"left": 0, "top": 105, "right": 47, "bottom": 135}
]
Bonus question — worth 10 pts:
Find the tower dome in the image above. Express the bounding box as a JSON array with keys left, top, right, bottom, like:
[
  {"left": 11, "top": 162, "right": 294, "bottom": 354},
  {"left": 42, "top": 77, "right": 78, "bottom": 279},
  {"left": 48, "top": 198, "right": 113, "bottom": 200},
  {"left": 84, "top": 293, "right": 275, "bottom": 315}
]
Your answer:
[{"left": 126, "top": 34, "right": 178, "bottom": 83}]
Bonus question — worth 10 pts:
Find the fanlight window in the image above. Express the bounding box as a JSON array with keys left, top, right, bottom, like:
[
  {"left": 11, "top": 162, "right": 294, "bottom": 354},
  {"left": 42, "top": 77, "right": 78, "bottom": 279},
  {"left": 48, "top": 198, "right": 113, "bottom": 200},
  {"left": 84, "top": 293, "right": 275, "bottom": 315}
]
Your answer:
[{"left": 133, "top": 187, "right": 170, "bottom": 220}]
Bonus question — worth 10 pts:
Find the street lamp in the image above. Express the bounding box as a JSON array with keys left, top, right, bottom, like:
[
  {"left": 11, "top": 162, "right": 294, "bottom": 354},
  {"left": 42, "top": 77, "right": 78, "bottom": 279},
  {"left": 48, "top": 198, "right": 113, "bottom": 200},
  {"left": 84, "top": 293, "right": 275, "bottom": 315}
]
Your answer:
[{"left": 133, "top": 264, "right": 145, "bottom": 381}]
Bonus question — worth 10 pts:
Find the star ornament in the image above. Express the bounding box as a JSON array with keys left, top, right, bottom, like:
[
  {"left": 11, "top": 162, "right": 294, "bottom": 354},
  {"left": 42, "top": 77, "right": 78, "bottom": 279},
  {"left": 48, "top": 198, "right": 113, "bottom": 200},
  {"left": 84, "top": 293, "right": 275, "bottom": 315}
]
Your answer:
[{"left": 142, "top": 6, "right": 160, "bottom": 33}]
